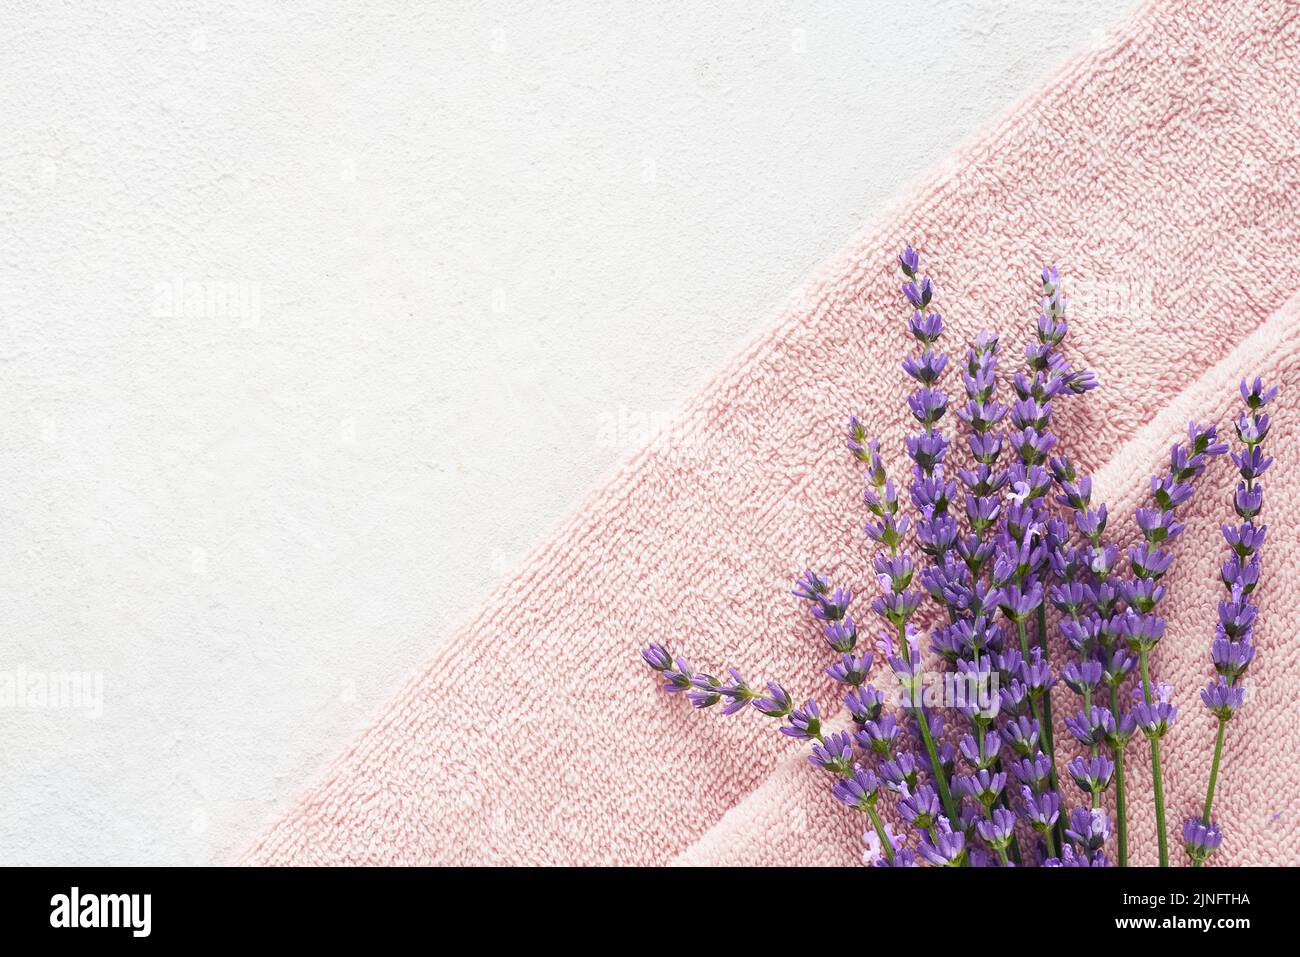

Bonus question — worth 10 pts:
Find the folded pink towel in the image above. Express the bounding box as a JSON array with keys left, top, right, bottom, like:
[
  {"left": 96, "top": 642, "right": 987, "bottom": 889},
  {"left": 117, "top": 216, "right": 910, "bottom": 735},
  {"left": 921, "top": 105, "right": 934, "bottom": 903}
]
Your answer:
[{"left": 245, "top": 0, "right": 1300, "bottom": 866}]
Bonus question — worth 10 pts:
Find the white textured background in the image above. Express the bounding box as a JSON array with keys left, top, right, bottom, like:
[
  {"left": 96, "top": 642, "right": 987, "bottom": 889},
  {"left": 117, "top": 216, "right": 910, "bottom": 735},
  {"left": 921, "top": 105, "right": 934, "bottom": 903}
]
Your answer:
[{"left": 0, "top": 0, "right": 1134, "bottom": 865}]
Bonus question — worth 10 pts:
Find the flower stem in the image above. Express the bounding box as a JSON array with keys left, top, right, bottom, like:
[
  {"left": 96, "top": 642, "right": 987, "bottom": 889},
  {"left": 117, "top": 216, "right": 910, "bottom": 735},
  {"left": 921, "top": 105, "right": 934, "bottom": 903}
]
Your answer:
[
  {"left": 1193, "top": 716, "right": 1229, "bottom": 865},
  {"left": 1114, "top": 743, "right": 1128, "bottom": 867},
  {"left": 1108, "top": 682, "right": 1128, "bottom": 866},
  {"left": 915, "top": 702, "right": 960, "bottom": 827},
  {"left": 865, "top": 804, "right": 896, "bottom": 865},
  {"left": 1138, "top": 650, "right": 1169, "bottom": 867},
  {"left": 1202, "top": 717, "right": 1226, "bottom": 824}
]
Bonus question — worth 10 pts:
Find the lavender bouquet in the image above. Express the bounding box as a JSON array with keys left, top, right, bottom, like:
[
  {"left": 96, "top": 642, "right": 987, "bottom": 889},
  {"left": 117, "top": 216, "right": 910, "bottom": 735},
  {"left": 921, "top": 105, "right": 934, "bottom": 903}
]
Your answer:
[{"left": 642, "top": 247, "right": 1273, "bottom": 867}]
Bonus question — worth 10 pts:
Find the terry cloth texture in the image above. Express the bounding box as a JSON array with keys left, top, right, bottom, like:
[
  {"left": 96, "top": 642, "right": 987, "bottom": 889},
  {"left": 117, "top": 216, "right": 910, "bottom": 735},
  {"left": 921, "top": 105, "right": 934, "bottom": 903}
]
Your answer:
[{"left": 245, "top": 0, "right": 1300, "bottom": 866}]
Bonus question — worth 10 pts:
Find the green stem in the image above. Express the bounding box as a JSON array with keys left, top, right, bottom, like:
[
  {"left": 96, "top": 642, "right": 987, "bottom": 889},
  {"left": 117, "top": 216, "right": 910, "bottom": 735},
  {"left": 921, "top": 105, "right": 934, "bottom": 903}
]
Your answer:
[
  {"left": 1042, "top": 825, "right": 1057, "bottom": 859},
  {"left": 1109, "top": 682, "right": 1128, "bottom": 867},
  {"left": 1202, "top": 717, "right": 1226, "bottom": 823},
  {"left": 865, "top": 804, "right": 895, "bottom": 865},
  {"left": 916, "top": 703, "right": 960, "bottom": 827},
  {"left": 1138, "top": 651, "right": 1169, "bottom": 867},
  {"left": 1114, "top": 743, "right": 1128, "bottom": 867}
]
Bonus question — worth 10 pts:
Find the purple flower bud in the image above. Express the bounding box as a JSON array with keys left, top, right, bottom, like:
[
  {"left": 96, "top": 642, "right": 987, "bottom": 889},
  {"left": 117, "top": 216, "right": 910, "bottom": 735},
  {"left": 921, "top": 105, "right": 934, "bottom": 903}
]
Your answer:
[
  {"left": 857, "top": 714, "right": 900, "bottom": 755},
  {"left": 1239, "top": 376, "right": 1278, "bottom": 410},
  {"left": 1121, "top": 610, "right": 1166, "bottom": 652},
  {"left": 907, "top": 387, "right": 948, "bottom": 426},
  {"left": 1235, "top": 410, "right": 1270, "bottom": 445},
  {"left": 811, "top": 587, "right": 852, "bottom": 622},
  {"left": 902, "top": 350, "right": 949, "bottom": 384},
  {"left": 823, "top": 617, "right": 858, "bottom": 653},
  {"left": 1233, "top": 481, "right": 1264, "bottom": 520},
  {"left": 1212, "top": 636, "right": 1255, "bottom": 680},
  {"left": 791, "top": 569, "right": 830, "bottom": 602},
  {"left": 1120, "top": 576, "right": 1166, "bottom": 614},
  {"left": 844, "top": 684, "right": 884, "bottom": 724},
  {"left": 661, "top": 656, "right": 695, "bottom": 692},
  {"left": 1062, "top": 660, "right": 1104, "bottom": 695},
  {"left": 906, "top": 432, "right": 948, "bottom": 472},
  {"left": 1019, "top": 785, "right": 1061, "bottom": 833},
  {"left": 898, "top": 245, "right": 920, "bottom": 278},
  {"left": 955, "top": 769, "right": 1007, "bottom": 808},
  {"left": 1182, "top": 818, "right": 1223, "bottom": 864},
  {"left": 826, "top": 651, "right": 872, "bottom": 686},
  {"left": 641, "top": 642, "right": 672, "bottom": 671},
  {"left": 902, "top": 278, "right": 934, "bottom": 310},
  {"left": 959, "top": 732, "right": 1002, "bottom": 769},
  {"left": 1002, "top": 715, "right": 1041, "bottom": 757},
  {"left": 908, "top": 309, "right": 944, "bottom": 342},
  {"left": 1221, "top": 521, "right": 1267, "bottom": 558},
  {"left": 752, "top": 681, "right": 792, "bottom": 717},
  {"left": 1067, "top": 754, "right": 1114, "bottom": 794},
  {"left": 808, "top": 730, "right": 855, "bottom": 773},
  {"left": 918, "top": 816, "right": 967, "bottom": 867},
  {"left": 710, "top": 669, "right": 753, "bottom": 715},
  {"left": 1065, "top": 704, "right": 1114, "bottom": 746},
  {"left": 1045, "top": 846, "right": 1108, "bottom": 867},
  {"left": 1065, "top": 806, "right": 1111, "bottom": 851},
  {"left": 1011, "top": 752, "right": 1053, "bottom": 791},
  {"left": 1132, "top": 698, "right": 1177, "bottom": 738},
  {"left": 1217, "top": 596, "right": 1257, "bottom": 639},
  {"left": 977, "top": 807, "right": 1018, "bottom": 851},
  {"left": 780, "top": 699, "right": 822, "bottom": 738},
  {"left": 899, "top": 784, "right": 942, "bottom": 830},
  {"left": 1020, "top": 648, "right": 1056, "bottom": 695},
  {"left": 879, "top": 752, "right": 920, "bottom": 791},
  {"left": 1201, "top": 676, "right": 1245, "bottom": 719},
  {"left": 1232, "top": 444, "right": 1272, "bottom": 481},
  {"left": 1128, "top": 543, "right": 1174, "bottom": 579},
  {"left": 833, "top": 763, "right": 881, "bottom": 810}
]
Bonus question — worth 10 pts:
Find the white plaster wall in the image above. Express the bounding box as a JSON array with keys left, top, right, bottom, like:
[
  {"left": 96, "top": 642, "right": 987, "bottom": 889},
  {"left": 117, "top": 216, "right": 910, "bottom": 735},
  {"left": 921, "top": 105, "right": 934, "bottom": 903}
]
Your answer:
[{"left": 0, "top": 0, "right": 1134, "bottom": 864}]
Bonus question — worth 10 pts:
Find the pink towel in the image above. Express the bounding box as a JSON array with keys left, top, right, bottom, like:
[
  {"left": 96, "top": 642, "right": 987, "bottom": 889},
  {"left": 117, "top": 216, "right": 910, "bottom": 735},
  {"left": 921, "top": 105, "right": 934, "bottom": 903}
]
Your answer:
[{"left": 245, "top": 0, "right": 1300, "bottom": 866}]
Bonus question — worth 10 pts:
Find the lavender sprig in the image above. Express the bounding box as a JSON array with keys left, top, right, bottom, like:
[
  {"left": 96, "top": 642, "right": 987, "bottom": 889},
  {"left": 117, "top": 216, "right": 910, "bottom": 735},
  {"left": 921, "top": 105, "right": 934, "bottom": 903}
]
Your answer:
[
  {"left": 1050, "top": 455, "right": 1132, "bottom": 863},
  {"left": 1184, "top": 378, "right": 1275, "bottom": 866},
  {"left": 1126, "top": 421, "right": 1228, "bottom": 865}
]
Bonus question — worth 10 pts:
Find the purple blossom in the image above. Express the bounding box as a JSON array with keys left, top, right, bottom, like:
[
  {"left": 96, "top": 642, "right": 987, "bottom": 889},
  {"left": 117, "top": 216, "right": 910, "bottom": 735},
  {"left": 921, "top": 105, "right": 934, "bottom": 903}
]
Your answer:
[
  {"left": 1182, "top": 819, "right": 1223, "bottom": 865},
  {"left": 1067, "top": 754, "right": 1115, "bottom": 794},
  {"left": 917, "top": 817, "right": 967, "bottom": 867},
  {"left": 752, "top": 681, "right": 792, "bottom": 717},
  {"left": 1019, "top": 785, "right": 1061, "bottom": 833},
  {"left": 832, "top": 764, "right": 880, "bottom": 810},
  {"left": 844, "top": 684, "right": 884, "bottom": 725},
  {"left": 977, "top": 807, "right": 1018, "bottom": 852},
  {"left": 640, "top": 642, "right": 672, "bottom": 671},
  {"left": 780, "top": 699, "right": 822, "bottom": 739},
  {"left": 1132, "top": 698, "right": 1177, "bottom": 738},
  {"left": 809, "top": 731, "right": 855, "bottom": 773},
  {"left": 1065, "top": 806, "right": 1111, "bottom": 851},
  {"left": 826, "top": 651, "right": 872, "bottom": 686},
  {"left": 1201, "top": 677, "right": 1245, "bottom": 719},
  {"left": 899, "top": 784, "right": 942, "bottom": 830}
]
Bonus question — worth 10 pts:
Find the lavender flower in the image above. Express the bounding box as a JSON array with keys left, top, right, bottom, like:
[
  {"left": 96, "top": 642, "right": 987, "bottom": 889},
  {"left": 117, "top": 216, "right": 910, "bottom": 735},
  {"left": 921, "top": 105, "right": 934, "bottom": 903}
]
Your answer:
[
  {"left": 1187, "top": 379, "right": 1275, "bottom": 865},
  {"left": 918, "top": 817, "right": 967, "bottom": 867},
  {"left": 832, "top": 764, "right": 880, "bottom": 811},
  {"left": 781, "top": 699, "right": 823, "bottom": 739},
  {"left": 1182, "top": 818, "right": 1223, "bottom": 866},
  {"left": 809, "top": 730, "right": 855, "bottom": 773}
]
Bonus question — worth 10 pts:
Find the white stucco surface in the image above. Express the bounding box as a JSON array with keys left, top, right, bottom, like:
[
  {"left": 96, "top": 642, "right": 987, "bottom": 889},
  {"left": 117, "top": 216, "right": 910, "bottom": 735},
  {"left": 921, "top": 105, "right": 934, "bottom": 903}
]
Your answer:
[{"left": 0, "top": 1, "right": 1135, "bottom": 864}]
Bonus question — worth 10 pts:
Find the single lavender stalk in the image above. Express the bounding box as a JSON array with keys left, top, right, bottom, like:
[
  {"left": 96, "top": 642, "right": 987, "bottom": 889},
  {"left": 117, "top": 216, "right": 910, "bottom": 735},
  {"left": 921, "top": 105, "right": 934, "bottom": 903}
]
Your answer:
[
  {"left": 1051, "top": 457, "right": 1133, "bottom": 862},
  {"left": 1124, "top": 422, "right": 1228, "bottom": 865},
  {"left": 1184, "top": 378, "right": 1274, "bottom": 866},
  {"left": 644, "top": 630, "right": 908, "bottom": 865},
  {"left": 890, "top": 248, "right": 964, "bottom": 833}
]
